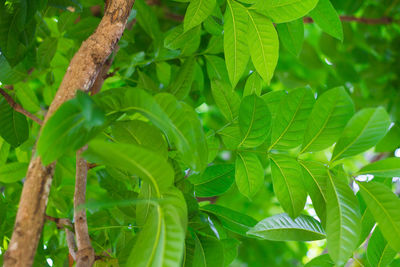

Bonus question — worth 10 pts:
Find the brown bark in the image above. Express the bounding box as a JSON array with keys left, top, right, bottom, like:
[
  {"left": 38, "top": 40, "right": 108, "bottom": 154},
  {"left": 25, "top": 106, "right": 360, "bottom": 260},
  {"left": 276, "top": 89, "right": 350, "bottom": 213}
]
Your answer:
[
  {"left": 3, "top": 1, "right": 135, "bottom": 266},
  {"left": 74, "top": 147, "right": 95, "bottom": 267}
]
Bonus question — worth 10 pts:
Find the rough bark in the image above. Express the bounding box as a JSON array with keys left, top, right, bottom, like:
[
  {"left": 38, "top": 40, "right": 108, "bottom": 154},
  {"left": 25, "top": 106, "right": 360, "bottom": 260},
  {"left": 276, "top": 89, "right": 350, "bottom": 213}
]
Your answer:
[
  {"left": 74, "top": 147, "right": 95, "bottom": 267},
  {"left": 3, "top": 1, "right": 135, "bottom": 266}
]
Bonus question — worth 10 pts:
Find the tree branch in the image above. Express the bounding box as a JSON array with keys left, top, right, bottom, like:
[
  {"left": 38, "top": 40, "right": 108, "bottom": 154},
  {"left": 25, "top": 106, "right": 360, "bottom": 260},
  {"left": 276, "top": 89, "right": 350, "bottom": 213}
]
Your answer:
[
  {"left": 45, "top": 215, "right": 77, "bottom": 261},
  {"left": 303, "top": 15, "right": 397, "bottom": 25},
  {"left": 3, "top": 1, "right": 135, "bottom": 266},
  {"left": 0, "top": 88, "right": 43, "bottom": 125},
  {"left": 74, "top": 147, "right": 95, "bottom": 267}
]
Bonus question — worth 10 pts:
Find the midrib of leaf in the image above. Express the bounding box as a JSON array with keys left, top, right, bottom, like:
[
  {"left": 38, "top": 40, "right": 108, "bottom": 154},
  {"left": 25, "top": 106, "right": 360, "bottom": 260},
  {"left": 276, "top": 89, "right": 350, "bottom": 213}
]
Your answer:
[
  {"left": 263, "top": 227, "right": 324, "bottom": 236},
  {"left": 299, "top": 161, "right": 327, "bottom": 203},
  {"left": 194, "top": 169, "right": 233, "bottom": 185},
  {"left": 247, "top": 10, "right": 268, "bottom": 77},
  {"left": 220, "top": 88, "right": 235, "bottom": 121},
  {"left": 270, "top": 92, "right": 305, "bottom": 149},
  {"left": 327, "top": 170, "right": 343, "bottom": 258},
  {"left": 202, "top": 209, "right": 250, "bottom": 229},
  {"left": 186, "top": 0, "right": 203, "bottom": 30},
  {"left": 271, "top": 157, "right": 295, "bottom": 216},
  {"left": 331, "top": 112, "right": 375, "bottom": 162},
  {"left": 238, "top": 153, "right": 252, "bottom": 194},
  {"left": 238, "top": 97, "right": 256, "bottom": 147},
  {"left": 377, "top": 243, "right": 391, "bottom": 267},
  {"left": 358, "top": 182, "right": 400, "bottom": 239},
  {"left": 300, "top": 98, "right": 337, "bottom": 154},
  {"left": 227, "top": 0, "right": 238, "bottom": 82}
]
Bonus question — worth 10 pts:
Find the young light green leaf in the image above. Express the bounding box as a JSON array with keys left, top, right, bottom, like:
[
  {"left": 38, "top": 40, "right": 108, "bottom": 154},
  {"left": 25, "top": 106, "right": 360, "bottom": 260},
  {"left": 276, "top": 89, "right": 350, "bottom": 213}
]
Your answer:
[
  {"left": 299, "top": 160, "right": 328, "bottom": 225},
  {"left": 254, "top": 0, "right": 319, "bottom": 23},
  {"left": 301, "top": 87, "right": 355, "bottom": 153},
  {"left": 185, "top": 234, "right": 224, "bottom": 267},
  {"left": 0, "top": 162, "right": 28, "bottom": 183},
  {"left": 326, "top": 169, "right": 361, "bottom": 265},
  {"left": 206, "top": 131, "right": 220, "bottom": 163},
  {"left": 309, "top": 0, "right": 343, "bottom": 41},
  {"left": 261, "top": 90, "right": 287, "bottom": 121},
  {"left": 218, "top": 123, "right": 241, "bottom": 150},
  {"left": 111, "top": 120, "right": 168, "bottom": 159},
  {"left": 189, "top": 164, "right": 235, "bottom": 197},
  {"left": 0, "top": 98, "right": 29, "bottom": 147},
  {"left": 276, "top": 19, "right": 304, "bottom": 56},
  {"left": 201, "top": 204, "right": 257, "bottom": 236},
  {"left": 247, "top": 213, "right": 325, "bottom": 241},
  {"left": 164, "top": 25, "right": 201, "bottom": 50},
  {"left": 167, "top": 57, "right": 196, "bottom": 100},
  {"left": 184, "top": 0, "right": 216, "bottom": 32},
  {"left": 238, "top": 94, "right": 271, "bottom": 148},
  {"left": 37, "top": 37, "right": 58, "bottom": 68},
  {"left": 331, "top": 107, "right": 391, "bottom": 161},
  {"left": 304, "top": 254, "right": 335, "bottom": 267},
  {"left": 357, "top": 158, "right": 400, "bottom": 177},
  {"left": 205, "top": 55, "right": 230, "bottom": 83},
  {"left": 247, "top": 10, "right": 279, "bottom": 84},
  {"left": 375, "top": 124, "right": 400, "bottom": 152},
  {"left": 156, "top": 62, "right": 171, "bottom": 86},
  {"left": 243, "top": 72, "right": 263, "bottom": 97},
  {"left": 270, "top": 154, "right": 307, "bottom": 218},
  {"left": 357, "top": 181, "right": 400, "bottom": 251},
  {"left": 357, "top": 192, "right": 375, "bottom": 246},
  {"left": 224, "top": 0, "right": 250, "bottom": 88},
  {"left": 367, "top": 226, "right": 397, "bottom": 267},
  {"left": 270, "top": 88, "right": 315, "bottom": 149},
  {"left": 211, "top": 79, "right": 240, "bottom": 122},
  {"left": 235, "top": 152, "right": 264, "bottom": 199},
  {"left": 85, "top": 140, "right": 174, "bottom": 195},
  {"left": 15, "top": 83, "right": 41, "bottom": 113}
]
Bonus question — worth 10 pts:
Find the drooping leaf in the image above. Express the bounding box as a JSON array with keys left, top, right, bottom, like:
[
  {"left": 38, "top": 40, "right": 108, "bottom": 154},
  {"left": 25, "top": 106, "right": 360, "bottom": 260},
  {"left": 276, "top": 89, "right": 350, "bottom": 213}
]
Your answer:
[
  {"left": 276, "top": 19, "right": 304, "bottom": 56},
  {"left": 254, "top": 0, "right": 319, "bottom": 23},
  {"left": 299, "top": 160, "right": 328, "bottom": 225},
  {"left": 247, "top": 213, "right": 325, "bottom": 241},
  {"left": 357, "top": 158, "right": 400, "bottom": 177},
  {"left": 326, "top": 169, "right": 361, "bottom": 265},
  {"left": 238, "top": 94, "right": 271, "bottom": 148},
  {"left": 357, "top": 181, "right": 400, "bottom": 251},
  {"left": 309, "top": 0, "right": 343, "bottom": 41},
  {"left": 243, "top": 72, "right": 263, "bottom": 97},
  {"left": 270, "top": 87, "right": 315, "bottom": 149},
  {"left": 301, "top": 87, "right": 355, "bottom": 153},
  {"left": 85, "top": 140, "right": 174, "bottom": 194},
  {"left": 235, "top": 152, "right": 264, "bottom": 199},
  {"left": 0, "top": 97, "right": 29, "bottom": 147},
  {"left": 189, "top": 164, "right": 235, "bottom": 197},
  {"left": 211, "top": 79, "right": 240, "bottom": 122},
  {"left": 201, "top": 204, "right": 257, "bottom": 236},
  {"left": 246, "top": 10, "right": 279, "bottom": 84},
  {"left": 0, "top": 162, "right": 28, "bottom": 183},
  {"left": 224, "top": 0, "right": 250, "bottom": 88},
  {"left": 38, "top": 92, "right": 105, "bottom": 165},
  {"left": 366, "top": 226, "right": 397, "bottom": 267},
  {"left": 184, "top": 0, "right": 216, "bottom": 32},
  {"left": 167, "top": 57, "right": 196, "bottom": 100},
  {"left": 270, "top": 154, "right": 307, "bottom": 218},
  {"left": 331, "top": 107, "right": 391, "bottom": 161}
]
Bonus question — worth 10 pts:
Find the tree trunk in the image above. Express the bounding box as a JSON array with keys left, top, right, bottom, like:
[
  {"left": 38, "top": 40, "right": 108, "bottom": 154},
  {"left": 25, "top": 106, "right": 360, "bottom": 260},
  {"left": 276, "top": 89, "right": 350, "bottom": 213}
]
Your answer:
[{"left": 3, "top": 1, "right": 135, "bottom": 266}]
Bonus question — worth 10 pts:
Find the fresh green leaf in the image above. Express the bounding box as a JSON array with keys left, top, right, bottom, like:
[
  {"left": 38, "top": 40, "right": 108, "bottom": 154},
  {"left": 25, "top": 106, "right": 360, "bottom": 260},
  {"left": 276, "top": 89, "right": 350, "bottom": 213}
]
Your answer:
[
  {"left": 375, "top": 125, "right": 400, "bottom": 152},
  {"left": 0, "top": 98, "right": 29, "bottom": 147},
  {"left": 367, "top": 226, "right": 397, "bottom": 267},
  {"left": 164, "top": 25, "right": 201, "bottom": 50},
  {"left": 304, "top": 254, "right": 335, "bottom": 267},
  {"left": 276, "top": 19, "right": 304, "bottom": 56},
  {"left": 184, "top": 0, "right": 216, "bottom": 32},
  {"left": 211, "top": 79, "right": 240, "bottom": 122},
  {"left": 357, "top": 158, "right": 400, "bottom": 177},
  {"left": 243, "top": 72, "right": 263, "bottom": 97},
  {"left": 0, "top": 162, "right": 28, "bottom": 183},
  {"left": 309, "top": 0, "right": 343, "bottom": 41},
  {"left": 167, "top": 57, "right": 196, "bottom": 100},
  {"left": 205, "top": 55, "right": 230, "bottom": 83},
  {"left": 235, "top": 152, "right": 264, "bottom": 199}
]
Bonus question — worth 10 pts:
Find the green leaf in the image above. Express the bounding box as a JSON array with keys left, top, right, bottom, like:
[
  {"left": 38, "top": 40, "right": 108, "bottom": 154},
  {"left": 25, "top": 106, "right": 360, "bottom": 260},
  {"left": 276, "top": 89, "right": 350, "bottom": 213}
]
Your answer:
[
  {"left": 211, "top": 79, "right": 240, "bottom": 122},
  {"left": 309, "top": 0, "right": 343, "bottom": 41},
  {"left": 38, "top": 92, "right": 105, "bottom": 165},
  {"left": 184, "top": 0, "right": 216, "bottom": 32},
  {"left": 205, "top": 55, "right": 230, "bottom": 83},
  {"left": 189, "top": 164, "right": 235, "bottom": 197},
  {"left": 85, "top": 140, "right": 173, "bottom": 195},
  {"left": 326, "top": 169, "right": 361, "bottom": 265},
  {"left": 247, "top": 213, "right": 325, "bottom": 241},
  {"left": 301, "top": 87, "right": 355, "bottom": 153},
  {"left": 134, "top": 0, "right": 162, "bottom": 41},
  {"left": 156, "top": 62, "right": 172, "bottom": 86},
  {"left": 0, "top": 162, "right": 28, "bottom": 183},
  {"left": 14, "top": 83, "right": 40, "bottom": 113},
  {"left": 357, "top": 192, "right": 375, "bottom": 246},
  {"left": 261, "top": 90, "right": 287, "bottom": 121},
  {"left": 0, "top": 137, "right": 10, "bottom": 164},
  {"left": 270, "top": 87, "right": 315, "bottom": 149},
  {"left": 304, "top": 254, "right": 335, "bottom": 267},
  {"left": 238, "top": 94, "right": 271, "bottom": 148},
  {"left": 0, "top": 98, "right": 29, "bottom": 147},
  {"left": 367, "top": 226, "right": 396, "bottom": 267},
  {"left": 247, "top": 10, "right": 279, "bottom": 84},
  {"left": 357, "top": 158, "right": 400, "bottom": 177},
  {"left": 167, "top": 57, "right": 196, "bottom": 100},
  {"left": 206, "top": 131, "right": 220, "bottom": 163},
  {"left": 224, "top": 0, "right": 250, "bottom": 88},
  {"left": 243, "top": 72, "right": 263, "bottom": 97},
  {"left": 270, "top": 154, "right": 307, "bottom": 218},
  {"left": 254, "top": 0, "right": 319, "bottom": 23},
  {"left": 218, "top": 124, "right": 241, "bottom": 150},
  {"left": 276, "top": 19, "right": 304, "bottom": 56},
  {"left": 201, "top": 204, "right": 257, "bottom": 236},
  {"left": 137, "top": 70, "right": 159, "bottom": 93},
  {"left": 111, "top": 120, "right": 168, "bottom": 159},
  {"left": 357, "top": 181, "right": 400, "bottom": 251},
  {"left": 235, "top": 152, "right": 264, "bottom": 199},
  {"left": 185, "top": 234, "right": 224, "bottom": 267},
  {"left": 299, "top": 160, "right": 328, "bottom": 225},
  {"left": 375, "top": 124, "right": 400, "bottom": 152},
  {"left": 37, "top": 37, "right": 58, "bottom": 68},
  {"left": 331, "top": 107, "right": 391, "bottom": 161},
  {"left": 164, "top": 25, "right": 201, "bottom": 50}
]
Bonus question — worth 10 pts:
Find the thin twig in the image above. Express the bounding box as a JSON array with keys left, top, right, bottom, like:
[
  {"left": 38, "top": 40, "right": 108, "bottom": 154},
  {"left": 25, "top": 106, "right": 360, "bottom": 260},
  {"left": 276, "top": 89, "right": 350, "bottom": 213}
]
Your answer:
[
  {"left": 0, "top": 88, "right": 43, "bottom": 125},
  {"left": 74, "top": 146, "right": 95, "bottom": 267},
  {"left": 45, "top": 215, "right": 77, "bottom": 261}
]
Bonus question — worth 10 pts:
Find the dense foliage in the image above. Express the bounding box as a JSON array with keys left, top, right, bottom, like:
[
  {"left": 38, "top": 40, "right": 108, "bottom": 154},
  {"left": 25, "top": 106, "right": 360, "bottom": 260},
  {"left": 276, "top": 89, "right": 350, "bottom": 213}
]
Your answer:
[{"left": 1, "top": 0, "right": 400, "bottom": 266}]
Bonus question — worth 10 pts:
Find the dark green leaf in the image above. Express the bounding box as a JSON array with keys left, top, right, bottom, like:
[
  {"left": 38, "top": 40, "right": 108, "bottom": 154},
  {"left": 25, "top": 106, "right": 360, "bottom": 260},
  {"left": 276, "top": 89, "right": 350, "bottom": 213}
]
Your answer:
[{"left": 0, "top": 98, "right": 29, "bottom": 147}]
